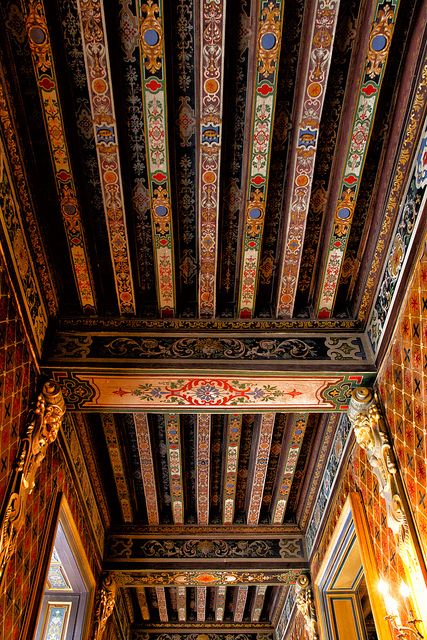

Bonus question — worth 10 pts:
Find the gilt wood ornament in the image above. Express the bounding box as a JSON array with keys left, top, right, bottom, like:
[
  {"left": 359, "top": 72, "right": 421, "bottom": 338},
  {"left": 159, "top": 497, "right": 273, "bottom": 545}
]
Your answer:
[
  {"left": 0, "top": 381, "right": 65, "bottom": 589},
  {"left": 295, "top": 574, "right": 319, "bottom": 640},
  {"left": 93, "top": 573, "right": 117, "bottom": 640},
  {"left": 348, "top": 387, "right": 414, "bottom": 566}
]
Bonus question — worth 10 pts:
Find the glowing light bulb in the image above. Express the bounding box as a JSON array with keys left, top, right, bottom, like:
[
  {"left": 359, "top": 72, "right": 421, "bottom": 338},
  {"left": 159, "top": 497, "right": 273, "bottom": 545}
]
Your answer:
[
  {"left": 400, "top": 581, "right": 410, "bottom": 599},
  {"left": 378, "top": 579, "right": 390, "bottom": 596}
]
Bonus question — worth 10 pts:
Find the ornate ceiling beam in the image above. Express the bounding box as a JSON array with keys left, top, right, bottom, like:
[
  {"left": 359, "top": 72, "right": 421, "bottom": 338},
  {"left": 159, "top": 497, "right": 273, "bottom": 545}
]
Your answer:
[
  {"left": 223, "top": 415, "right": 243, "bottom": 525},
  {"left": 177, "top": 586, "right": 186, "bottom": 622},
  {"left": 197, "top": 0, "right": 226, "bottom": 317},
  {"left": 276, "top": 0, "right": 340, "bottom": 318},
  {"left": 316, "top": 0, "right": 400, "bottom": 318},
  {"left": 108, "top": 524, "right": 302, "bottom": 537},
  {"left": 246, "top": 413, "right": 275, "bottom": 523},
  {"left": 133, "top": 623, "right": 273, "bottom": 634},
  {"left": 24, "top": 0, "right": 96, "bottom": 313},
  {"left": 196, "top": 414, "right": 211, "bottom": 525},
  {"left": 46, "top": 330, "right": 374, "bottom": 370},
  {"left": 76, "top": 0, "right": 136, "bottom": 314},
  {"left": 270, "top": 413, "right": 307, "bottom": 524},
  {"left": 196, "top": 587, "right": 207, "bottom": 622},
  {"left": 105, "top": 534, "right": 306, "bottom": 569},
  {"left": 237, "top": 0, "right": 285, "bottom": 318},
  {"left": 137, "top": 0, "right": 176, "bottom": 316},
  {"left": 233, "top": 586, "right": 248, "bottom": 622},
  {"left": 164, "top": 414, "right": 185, "bottom": 524},
  {"left": 0, "top": 64, "right": 57, "bottom": 317},
  {"left": 136, "top": 588, "right": 150, "bottom": 621},
  {"left": 51, "top": 370, "right": 375, "bottom": 413},
  {"left": 111, "top": 568, "right": 305, "bottom": 588},
  {"left": 215, "top": 586, "right": 227, "bottom": 621},
  {"left": 251, "top": 585, "right": 267, "bottom": 622},
  {"left": 133, "top": 413, "right": 168, "bottom": 621},
  {"left": 101, "top": 414, "right": 133, "bottom": 522}
]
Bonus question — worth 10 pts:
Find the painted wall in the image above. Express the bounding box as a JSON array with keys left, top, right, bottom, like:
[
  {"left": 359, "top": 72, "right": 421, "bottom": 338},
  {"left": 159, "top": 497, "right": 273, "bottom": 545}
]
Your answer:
[
  {"left": 0, "top": 254, "right": 102, "bottom": 639},
  {"left": 377, "top": 241, "right": 427, "bottom": 560}
]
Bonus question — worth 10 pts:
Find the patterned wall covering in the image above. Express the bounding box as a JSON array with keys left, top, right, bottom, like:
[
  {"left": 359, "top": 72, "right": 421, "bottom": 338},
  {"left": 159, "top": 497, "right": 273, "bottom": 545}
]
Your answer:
[
  {"left": 0, "top": 258, "right": 102, "bottom": 639},
  {"left": 377, "top": 230, "right": 427, "bottom": 559}
]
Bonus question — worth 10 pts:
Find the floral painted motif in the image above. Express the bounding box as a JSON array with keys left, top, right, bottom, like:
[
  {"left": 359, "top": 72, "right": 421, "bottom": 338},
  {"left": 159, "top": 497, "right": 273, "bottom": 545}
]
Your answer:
[
  {"left": 317, "top": 0, "right": 400, "bottom": 318},
  {"left": 276, "top": 0, "right": 340, "bottom": 318}
]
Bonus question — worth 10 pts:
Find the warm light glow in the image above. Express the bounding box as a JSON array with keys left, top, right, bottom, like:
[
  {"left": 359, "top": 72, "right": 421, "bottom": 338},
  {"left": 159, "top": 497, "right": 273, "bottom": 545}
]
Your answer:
[
  {"left": 378, "top": 578, "right": 390, "bottom": 596},
  {"left": 400, "top": 581, "right": 410, "bottom": 599}
]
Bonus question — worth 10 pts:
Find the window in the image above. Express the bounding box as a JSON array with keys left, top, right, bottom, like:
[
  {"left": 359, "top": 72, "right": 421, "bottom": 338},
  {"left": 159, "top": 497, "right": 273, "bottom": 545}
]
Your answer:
[{"left": 35, "top": 498, "right": 95, "bottom": 640}]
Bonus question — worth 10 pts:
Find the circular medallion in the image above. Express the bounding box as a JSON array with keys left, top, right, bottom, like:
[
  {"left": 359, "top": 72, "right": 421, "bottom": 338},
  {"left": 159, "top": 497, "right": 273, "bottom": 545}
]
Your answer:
[
  {"left": 156, "top": 205, "right": 168, "bottom": 217},
  {"left": 29, "top": 26, "right": 46, "bottom": 44},
  {"left": 371, "top": 34, "right": 387, "bottom": 51},
  {"left": 92, "top": 78, "right": 107, "bottom": 95},
  {"left": 261, "top": 32, "right": 276, "bottom": 51},
  {"left": 307, "top": 82, "right": 322, "bottom": 98},
  {"left": 144, "top": 29, "right": 159, "bottom": 46},
  {"left": 296, "top": 174, "right": 309, "bottom": 187},
  {"left": 204, "top": 78, "right": 219, "bottom": 94},
  {"left": 203, "top": 171, "right": 216, "bottom": 184},
  {"left": 337, "top": 207, "right": 351, "bottom": 220},
  {"left": 63, "top": 204, "right": 76, "bottom": 216},
  {"left": 249, "top": 207, "right": 262, "bottom": 219}
]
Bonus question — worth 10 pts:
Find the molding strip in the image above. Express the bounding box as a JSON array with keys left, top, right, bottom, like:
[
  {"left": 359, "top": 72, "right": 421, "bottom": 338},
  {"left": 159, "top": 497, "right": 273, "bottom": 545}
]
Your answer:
[
  {"left": 76, "top": 0, "right": 136, "bottom": 313},
  {"left": 237, "top": 0, "right": 285, "bottom": 318},
  {"left": 197, "top": 0, "right": 226, "bottom": 317},
  {"left": 276, "top": 0, "right": 340, "bottom": 318},
  {"left": 25, "top": 0, "right": 96, "bottom": 312},
  {"left": 316, "top": 0, "right": 400, "bottom": 318},
  {"left": 137, "top": 0, "right": 176, "bottom": 316},
  {"left": 271, "top": 414, "right": 307, "bottom": 524}
]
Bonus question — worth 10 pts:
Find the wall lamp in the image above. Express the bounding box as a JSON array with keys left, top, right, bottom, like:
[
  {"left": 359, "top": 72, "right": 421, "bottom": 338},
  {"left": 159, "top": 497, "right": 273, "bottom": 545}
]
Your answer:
[{"left": 378, "top": 579, "right": 424, "bottom": 639}]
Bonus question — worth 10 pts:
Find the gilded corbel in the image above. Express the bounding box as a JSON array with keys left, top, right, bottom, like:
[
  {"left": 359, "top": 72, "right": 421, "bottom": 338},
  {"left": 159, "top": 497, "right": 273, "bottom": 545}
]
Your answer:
[
  {"left": 295, "top": 574, "right": 319, "bottom": 640},
  {"left": 0, "top": 380, "right": 65, "bottom": 589},
  {"left": 348, "top": 387, "right": 412, "bottom": 563},
  {"left": 93, "top": 573, "right": 117, "bottom": 640}
]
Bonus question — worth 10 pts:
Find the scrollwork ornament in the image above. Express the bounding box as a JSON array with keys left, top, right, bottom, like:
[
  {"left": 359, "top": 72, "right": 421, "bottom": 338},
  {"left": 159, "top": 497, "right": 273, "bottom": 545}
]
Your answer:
[
  {"left": 348, "top": 387, "right": 415, "bottom": 565},
  {"left": 93, "top": 573, "right": 117, "bottom": 640},
  {"left": 295, "top": 574, "right": 319, "bottom": 640},
  {"left": 0, "top": 381, "right": 65, "bottom": 589}
]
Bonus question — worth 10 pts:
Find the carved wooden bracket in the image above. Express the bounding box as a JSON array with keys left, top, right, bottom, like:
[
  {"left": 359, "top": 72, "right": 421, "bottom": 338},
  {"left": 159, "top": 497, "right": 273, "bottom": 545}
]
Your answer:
[
  {"left": 0, "top": 380, "right": 65, "bottom": 590},
  {"left": 348, "top": 387, "right": 413, "bottom": 566},
  {"left": 295, "top": 574, "right": 318, "bottom": 640},
  {"left": 93, "top": 573, "right": 117, "bottom": 640}
]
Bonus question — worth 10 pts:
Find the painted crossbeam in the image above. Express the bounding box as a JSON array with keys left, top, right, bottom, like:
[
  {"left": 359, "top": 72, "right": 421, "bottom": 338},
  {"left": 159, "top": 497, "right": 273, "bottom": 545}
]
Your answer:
[
  {"left": 164, "top": 414, "right": 185, "bottom": 524},
  {"left": 316, "top": 0, "right": 400, "bottom": 318},
  {"left": 237, "top": 0, "right": 285, "bottom": 318},
  {"left": 137, "top": 0, "right": 176, "bottom": 316},
  {"left": 47, "top": 331, "right": 374, "bottom": 370},
  {"left": 51, "top": 370, "right": 375, "bottom": 412},
  {"left": 276, "top": 0, "right": 340, "bottom": 318},
  {"left": 105, "top": 534, "right": 307, "bottom": 565},
  {"left": 197, "top": 415, "right": 211, "bottom": 525},
  {"left": 197, "top": 0, "right": 226, "bottom": 317},
  {"left": 111, "top": 569, "right": 306, "bottom": 587},
  {"left": 270, "top": 414, "right": 308, "bottom": 523},
  {"left": 25, "top": 1, "right": 96, "bottom": 312},
  {"left": 133, "top": 627, "right": 273, "bottom": 637},
  {"left": 76, "top": 0, "right": 136, "bottom": 313}
]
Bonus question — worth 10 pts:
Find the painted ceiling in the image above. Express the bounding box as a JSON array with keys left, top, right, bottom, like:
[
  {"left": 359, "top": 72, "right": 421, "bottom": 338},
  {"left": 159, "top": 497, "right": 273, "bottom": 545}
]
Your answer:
[{"left": 0, "top": 0, "right": 425, "bottom": 635}]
